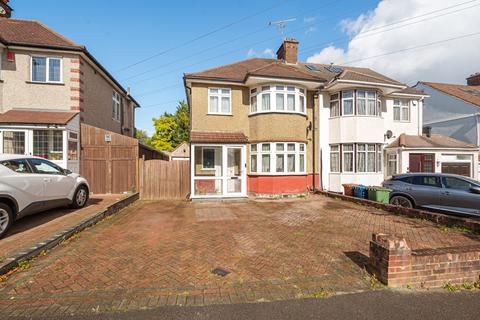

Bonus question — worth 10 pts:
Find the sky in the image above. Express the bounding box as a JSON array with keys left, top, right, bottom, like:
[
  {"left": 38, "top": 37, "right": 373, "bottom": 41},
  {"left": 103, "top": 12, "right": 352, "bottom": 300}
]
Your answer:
[{"left": 11, "top": 0, "right": 480, "bottom": 134}]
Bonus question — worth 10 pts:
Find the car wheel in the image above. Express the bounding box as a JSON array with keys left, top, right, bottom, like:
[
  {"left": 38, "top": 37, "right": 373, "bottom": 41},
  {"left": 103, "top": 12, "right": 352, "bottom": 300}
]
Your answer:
[
  {"left": 0, "top": 203, "right": 13, "bottom": 239},
  {"left": 71, "top": 185, "right": 89, "bottom": 209},
  {"left": 390, "top": 196, "right": 413, "bottom": 209}
]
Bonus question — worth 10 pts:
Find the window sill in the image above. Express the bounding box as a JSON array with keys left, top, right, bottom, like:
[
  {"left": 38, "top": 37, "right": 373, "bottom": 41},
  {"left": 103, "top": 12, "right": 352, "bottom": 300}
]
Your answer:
[
  {"left": 248, "top": 172, "right": 307, "bottom": 176},
  {"left": 249, "top": 111, "right": 307, "bottom": 117},
  {"left": 26, "top": 81, "right": 65, "bottom": 86},
  {"left": 329, "top": 115, "right": 383, "bottom": 120},
  {"left": 206, "top": 113, "right": 233, "bottom": 116}
]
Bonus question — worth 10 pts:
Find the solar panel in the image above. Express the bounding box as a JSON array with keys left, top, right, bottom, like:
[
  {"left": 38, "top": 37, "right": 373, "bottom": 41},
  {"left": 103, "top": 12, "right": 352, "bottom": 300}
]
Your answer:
[
  {"left": 460, "top": 88, "right": 480, "bottom": 96},
  {"left": 325, "top": 65, "right": 344, "bottom": 73},
  {"left": 306, "top": 64, "right": 320, "bottom": 71}
]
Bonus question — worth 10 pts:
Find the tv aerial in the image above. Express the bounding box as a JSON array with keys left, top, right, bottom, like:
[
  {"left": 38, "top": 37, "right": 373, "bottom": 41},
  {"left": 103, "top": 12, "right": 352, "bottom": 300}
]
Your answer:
[{"left": 269, "top": 18, "right": 296, "bottom": 37}]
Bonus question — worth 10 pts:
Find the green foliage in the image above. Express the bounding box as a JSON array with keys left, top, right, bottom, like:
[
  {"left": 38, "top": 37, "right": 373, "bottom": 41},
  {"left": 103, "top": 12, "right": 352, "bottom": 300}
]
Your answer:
[
  {"left": 150, "top": 100, "right": 189, "bottom": 151},
  {"left": 135, "top": 129, "right": 152, "bottom": 146},
  {"left": 443, "top": 282, "right": 460, "bottom": 292}
]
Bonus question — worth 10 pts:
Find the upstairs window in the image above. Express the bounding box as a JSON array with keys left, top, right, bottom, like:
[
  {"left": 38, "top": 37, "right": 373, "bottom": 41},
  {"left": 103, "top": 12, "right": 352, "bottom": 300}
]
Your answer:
[
  {"left": 330, "top": 90, "right": 381, "bottom": 117},
  {"left": 112, "top": 91, "right": 121, "bottom": 121},
  {"left": 342, "top": 90, "right": 354, "bottom": 115},
  {"left": 208, "top": 88, "right": 231, "bottom": 114},
  {"left": 357, "top": 90, "right": 377, "bottom": 116},
  {"left": 393, "top": 99, "right": 410, "bottom": 122},
  {"left": 31, "top": 56, "right": 62, "bottom": 83},
  {"left": 330, "top": 93, "right": 340, "bottom": 117},
  {"left": 250, "top": 85, "right": 306, "bottom": 115}
]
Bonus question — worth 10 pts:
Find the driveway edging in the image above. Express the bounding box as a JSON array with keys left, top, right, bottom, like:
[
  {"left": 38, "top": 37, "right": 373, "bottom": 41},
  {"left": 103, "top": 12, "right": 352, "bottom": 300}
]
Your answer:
[
  {"left": 316, "top": 190, "right": 480, "bottom": 233},
  {"left": 0, "top": 192, "right": 139, "bottom": 276}
]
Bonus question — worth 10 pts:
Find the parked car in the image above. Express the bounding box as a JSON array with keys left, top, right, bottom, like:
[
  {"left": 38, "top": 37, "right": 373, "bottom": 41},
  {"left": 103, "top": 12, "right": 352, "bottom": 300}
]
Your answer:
[
  {"left": 382, "top": 173, "right": 480, "bottom": 216},
  {"left": 0, "top": 155, "right": 90, "bottom": 238}
]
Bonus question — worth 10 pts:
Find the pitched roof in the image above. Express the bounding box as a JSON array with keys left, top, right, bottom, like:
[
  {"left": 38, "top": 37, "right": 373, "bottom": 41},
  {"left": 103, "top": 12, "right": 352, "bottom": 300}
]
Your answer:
[
  {"left": 0, "top": 110, "right": 78, "bottom": 125},
  {"left": 419, "top": 81, "right": 480, "bottom": 107},
  {"left": 0, "top": 18, "right": 82, "bottom": 50},
  {"left": 387, "top": 134, "right": 477, "bottom": 149},
  {"left": 185, "top": 58, "right": 404, "bottom": 87},
  {"left": 394, "top": 87, "right": 426, "bottom": 95},
  {"left": 170, "top": 141, "right": 190, "bottom": 158},
  {"left": 190, "top": 131, "right": 248, "bottom": 143}
]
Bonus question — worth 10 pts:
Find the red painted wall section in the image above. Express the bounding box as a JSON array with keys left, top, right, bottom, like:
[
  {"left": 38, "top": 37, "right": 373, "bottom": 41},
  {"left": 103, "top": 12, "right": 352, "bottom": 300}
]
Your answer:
[{"left": 248, "top": 174, "right": 318, "bottom": 194}]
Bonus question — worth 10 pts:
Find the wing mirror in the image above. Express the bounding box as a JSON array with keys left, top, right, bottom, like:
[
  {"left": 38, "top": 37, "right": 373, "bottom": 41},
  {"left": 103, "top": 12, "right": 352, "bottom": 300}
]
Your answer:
[
  {"left": 64, "top": 169, "right": 73, "bottom": 175},
  {"left": 470, "top": 186, "right": 480, "bottom": 194}
]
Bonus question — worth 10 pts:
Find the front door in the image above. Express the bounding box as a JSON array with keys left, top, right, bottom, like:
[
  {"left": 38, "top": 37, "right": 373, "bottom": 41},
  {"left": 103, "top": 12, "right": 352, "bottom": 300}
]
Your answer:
[
  {"left": 409, "top": 153, "right": 435, "bottom": 173},
  {"left": 0, "top": 130, "right": 28, "bottom": 155},
  {"left": 225, "top": 147, "right": 245, "bottom": 196}
]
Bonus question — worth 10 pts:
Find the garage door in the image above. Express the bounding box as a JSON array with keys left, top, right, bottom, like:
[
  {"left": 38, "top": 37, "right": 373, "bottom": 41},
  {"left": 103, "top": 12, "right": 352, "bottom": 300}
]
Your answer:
[{"left": 441, "top": 162, "right": 471, "bottom": 177}]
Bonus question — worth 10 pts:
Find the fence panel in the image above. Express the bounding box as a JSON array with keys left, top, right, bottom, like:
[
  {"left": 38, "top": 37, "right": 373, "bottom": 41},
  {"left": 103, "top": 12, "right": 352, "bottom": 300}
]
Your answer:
[{"left": 139, "top": 159, "right": 190, "bottom": 200}]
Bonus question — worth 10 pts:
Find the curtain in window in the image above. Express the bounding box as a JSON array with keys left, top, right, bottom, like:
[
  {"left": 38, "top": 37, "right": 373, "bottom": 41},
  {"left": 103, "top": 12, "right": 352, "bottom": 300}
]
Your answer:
[
  {"left": 367, "top": 145, "right": 376, "bottom": 172},
  {"left": 276, "top": 94, "right": 284, "bottom": 110},
  {"left": 299, "top": 95, "right": 305, "bottom": 113},
  {"left": 393, "top": 106, "right": 400, "bottom": 121},
  {"left": 287, "top": 94, "right": 295, "bottom": 111},
  {"left": 367, "top": 100, "right": 376, "bottom": 115},
  {"left": 221, "top": 97, "right": 230, "bottom": 113},
  {"left": 357, "top": 145, "right": 366, "bottom": 172},
  {"left": 209, "top": 96, "right": 219, "bottom": 113},
  {"left": 250, "top": 96, "right": 257, "bottom": 112},
  {"left": 32, "top": 57, "right": 47, "bottom": 82},
  {"left": 299, "top": 154, "right": 305, "bottom": 172},
  {"left": 343, "top": 145, "right": 354, "bottom": 172},
  {"left": 330, "top": 152, "right": 339, "bottom": 172},
  {"left": 287, "top": 154, "right": 295, "bottom": 172},
  {"left": 48, "top": 58, "right": 61, "bottom": 82},
  {"left": 276, "top": 154, "right": 284, "bottom": 172},
  {"left": 262, "top": 94, "right": 270, "bottom": 110},
  {"left": 250, "top": 155, "right": 257, "bottom": 173},
  {"left": 401, "top": 107, "right": 409, "bottom": 121},
  {"left": 262, "top": 154, "right": 270, "bottom": 172},
  {"left": 357, "top": 99, "right": 366, "bottom": 115}
]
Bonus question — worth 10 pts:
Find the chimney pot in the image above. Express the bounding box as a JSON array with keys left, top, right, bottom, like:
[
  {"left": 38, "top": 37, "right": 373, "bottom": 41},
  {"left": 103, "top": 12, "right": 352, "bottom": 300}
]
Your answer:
[
  {"left": 276, "top": 38, "right": 299, "bottom": 64},
  {"left": 422, "top": 126, "right": 432, "bottom": 138},
  {"left": 466, "top": 72, "right": 480, "bottom": 86}
]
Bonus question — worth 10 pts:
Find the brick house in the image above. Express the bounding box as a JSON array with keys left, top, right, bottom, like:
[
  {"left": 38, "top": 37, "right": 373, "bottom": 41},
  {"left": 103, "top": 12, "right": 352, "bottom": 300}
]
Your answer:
[
  {"left": 0, "top": 16, "right": 139, "bottom": 173},
  {"left": 184, "top": 39, "right": 479, "bottom": 198}
]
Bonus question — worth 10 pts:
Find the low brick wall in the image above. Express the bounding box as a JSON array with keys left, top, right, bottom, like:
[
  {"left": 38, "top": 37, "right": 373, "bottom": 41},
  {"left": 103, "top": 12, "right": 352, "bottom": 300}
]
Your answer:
[
  {"left": 369, "top": 233, "right": 480, "bottom": 288},
  {"left": 316, "top": 190, "right": 480, "bottom": 233}
]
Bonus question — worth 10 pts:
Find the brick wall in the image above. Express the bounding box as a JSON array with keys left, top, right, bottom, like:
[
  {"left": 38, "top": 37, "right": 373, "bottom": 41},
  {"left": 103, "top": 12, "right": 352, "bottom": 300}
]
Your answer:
[{"left": 369, "top": 233, "right": 480, "bottom": 288}]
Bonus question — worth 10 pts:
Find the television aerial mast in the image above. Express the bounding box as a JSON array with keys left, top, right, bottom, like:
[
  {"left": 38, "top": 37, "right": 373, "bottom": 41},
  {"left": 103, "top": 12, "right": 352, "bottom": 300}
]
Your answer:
[{"left": 269, "top": 18, "right": 296, "bottom": 37}]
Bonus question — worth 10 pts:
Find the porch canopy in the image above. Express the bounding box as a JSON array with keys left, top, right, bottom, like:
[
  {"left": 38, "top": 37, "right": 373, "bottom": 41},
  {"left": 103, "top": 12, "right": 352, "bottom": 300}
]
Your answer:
[
  {"left": 0, "top": 109, "right": 77, "bottom": 125},
  {"left": 190, "top": 131, "right": 248, "bottom": 198}
]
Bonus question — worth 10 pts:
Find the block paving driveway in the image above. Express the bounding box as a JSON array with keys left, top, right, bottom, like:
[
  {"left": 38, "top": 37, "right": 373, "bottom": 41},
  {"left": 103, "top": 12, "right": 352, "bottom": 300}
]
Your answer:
[{"left": 0, "top": 195, "right": 479, "bottom": 317}]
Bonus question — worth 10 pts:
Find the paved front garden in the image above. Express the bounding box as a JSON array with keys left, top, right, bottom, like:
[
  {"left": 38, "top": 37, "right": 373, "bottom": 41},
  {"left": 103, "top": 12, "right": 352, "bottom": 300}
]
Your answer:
[{"left": 0, "top": 195, "right": 479, "bottom": 317}]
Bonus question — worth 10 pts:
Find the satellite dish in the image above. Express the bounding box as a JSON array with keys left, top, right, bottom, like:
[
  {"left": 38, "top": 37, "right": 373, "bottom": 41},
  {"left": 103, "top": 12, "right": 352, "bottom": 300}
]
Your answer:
[{"left": 385, "top": 130, "right": 393, "bottom": 139}]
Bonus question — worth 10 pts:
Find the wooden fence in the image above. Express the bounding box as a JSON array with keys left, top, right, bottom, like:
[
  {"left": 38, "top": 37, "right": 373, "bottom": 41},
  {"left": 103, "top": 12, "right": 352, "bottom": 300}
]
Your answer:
[
  {"left": 80, "top": 124, "right": 138, "bottom": 194},
  {"left": 138, "top": 159, "right": 190, "bottom": 200}
]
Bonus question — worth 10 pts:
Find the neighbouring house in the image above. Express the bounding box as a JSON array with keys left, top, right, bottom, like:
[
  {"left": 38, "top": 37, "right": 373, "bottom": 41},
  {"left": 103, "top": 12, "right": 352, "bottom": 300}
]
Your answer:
[
  {"left": 0, "top": 14, "right": 139, "bottom": 173},
  {"left": 170, "top": 141, "right": 190, "bottom": 161},
  {"left": 184, "top": 38, "right": 479, "bottom": 198}
]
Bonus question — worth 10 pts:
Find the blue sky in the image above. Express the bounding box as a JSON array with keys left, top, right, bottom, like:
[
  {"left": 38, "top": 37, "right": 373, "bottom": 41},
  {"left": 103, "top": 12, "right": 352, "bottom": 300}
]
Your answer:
[
  {"left": 12, "top": 1, "right": 480, "bottom": 133},
  {"left": 13, "top": 0, "right": 378, "bottom": 134}
]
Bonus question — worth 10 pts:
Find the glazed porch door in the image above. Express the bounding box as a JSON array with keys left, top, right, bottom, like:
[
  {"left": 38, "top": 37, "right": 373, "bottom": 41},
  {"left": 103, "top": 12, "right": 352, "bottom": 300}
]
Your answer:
[{"left": 225, "top": 146, "right": 246, "bottom": 196}]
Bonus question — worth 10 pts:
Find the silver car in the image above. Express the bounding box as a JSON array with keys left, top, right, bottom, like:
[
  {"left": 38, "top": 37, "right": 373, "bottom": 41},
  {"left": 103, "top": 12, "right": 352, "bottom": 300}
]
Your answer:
[{"left": 382, "top": 173, "right": 480, "bottom": 216}]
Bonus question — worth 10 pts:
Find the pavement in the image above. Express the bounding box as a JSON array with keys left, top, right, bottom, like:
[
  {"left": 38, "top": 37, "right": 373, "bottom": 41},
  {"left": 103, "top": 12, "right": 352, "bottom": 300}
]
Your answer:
[
  {"left": 0, "top": 194, "right": 127, "bottom": 262},
  {"left": 27, "top": 290, "right": 480, "bottom": 320},
  {"left": 0, "top": 194, "right": 479, "bottom": 318}
]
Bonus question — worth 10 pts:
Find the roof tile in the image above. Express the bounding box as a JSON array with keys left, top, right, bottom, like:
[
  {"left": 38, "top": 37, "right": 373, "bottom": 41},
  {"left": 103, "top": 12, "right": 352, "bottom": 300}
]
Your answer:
[
  {"left": 387, "top": 134, "right": 477, "bottom": 149},
  {"left": 0, "top": 110, "right": 78, "bottom": 125},
  {"left": 190, "top": 131, "right": 248, "bottom": 143},
  {"left": 420, "top": 81, "right": 480, "bottom": 107}
]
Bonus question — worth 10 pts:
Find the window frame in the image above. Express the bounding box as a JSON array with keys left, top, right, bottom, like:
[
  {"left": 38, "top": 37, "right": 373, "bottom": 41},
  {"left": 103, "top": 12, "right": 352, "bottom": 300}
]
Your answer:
[
  {"left": 393, "top": 99, "right": 410, "bottom": 122},
  {"left": 330, "top": 90, "right": 381, "bottom": 118},
  {"left": 201, "top": 148, "right": 216, "bottom": 170},
  {"left": 250, "top": 84, "right": 307, "bottom": 115},
  {"left": 250, "top": 142, "right": 306, "bottom": 175},
  {"left": 208, "top": 87, "right": 232, "bottom": 115},
  {"left": 387, "top": 154, "right": 397, "bottom": 176},
  {"left": 112, "top": 91, "right": 121, "bottom": 122},
  {"left": 330, "top": 93, "right": 340, "bottom": 118},
  {"left": 30, "top": 55, "right": 63, "bottom": 84},
  {"left": 332, "top": 143, "right": 384, "bottom": 174},
  {"left": 330, "top": 145, "right": 340, "bottom": 173},
  {"left": 342, "top": 90, "right": 354, "bottom": 115},
  {"left": 342, "top": 144, "right": 355, "bottom": 173}
]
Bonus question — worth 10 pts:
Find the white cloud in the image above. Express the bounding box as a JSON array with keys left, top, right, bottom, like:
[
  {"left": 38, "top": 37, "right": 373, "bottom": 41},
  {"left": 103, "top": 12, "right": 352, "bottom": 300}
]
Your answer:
[
  {"left": 304, "top": 16, "right": 316, "bottom": 24},
  {"left": 306, "top": 0, "right": 480, "bottom": 85},
  {"left": 247, "top": 48, "right": 276, "bottom": 58}
]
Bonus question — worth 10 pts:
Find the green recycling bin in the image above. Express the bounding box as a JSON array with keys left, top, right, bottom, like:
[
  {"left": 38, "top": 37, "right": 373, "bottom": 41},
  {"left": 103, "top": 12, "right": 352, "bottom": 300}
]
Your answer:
[{"left": 368, "top": 187, "right": 392, "bottom": 204}]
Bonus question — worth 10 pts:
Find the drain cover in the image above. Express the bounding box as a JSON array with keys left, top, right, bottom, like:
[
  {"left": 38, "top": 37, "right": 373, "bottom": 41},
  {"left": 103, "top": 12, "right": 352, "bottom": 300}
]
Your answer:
[{"left": 211, "top": 267, "right": 230, "bottom": 277}]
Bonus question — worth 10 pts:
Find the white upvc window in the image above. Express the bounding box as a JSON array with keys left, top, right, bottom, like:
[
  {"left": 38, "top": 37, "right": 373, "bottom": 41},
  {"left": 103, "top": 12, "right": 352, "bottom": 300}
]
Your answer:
[
  {"left": 393, "top": 99, "right": 410, "bottom": 122},
  {"left": 357, "top": 90, "right": 377, "bottom": 116},
  {"left": 330, "top": 93, "right": 340, "bottom": 117},
  {"left": 112, "top": 91, "right": 121, "bottom": 121},
  {"left": 342, "top": 144, "right": 354, "bottom": 173},
  {"left": 250, "top": 142, "right": 306, "bottom": 174},
  {"left": 208, "top": 88, "right": 231, "bottom": 114},
  {"left": 342, "top": 90, "right": 354, "bottom": 115},
  {"left": 250, "top": 84, "right": 306, "bottom": 115},
  {"left": 31, "top": 56, "right": 62, "bottom": 83},
  {"left": 387, "top": 154, "right": 398, "bottom": 176},
  {"left": 330, "top": 145, "right": 340, "bottom": 172},
  {"left": 357, "top": 144, "right": 377, "bottom": 173}
]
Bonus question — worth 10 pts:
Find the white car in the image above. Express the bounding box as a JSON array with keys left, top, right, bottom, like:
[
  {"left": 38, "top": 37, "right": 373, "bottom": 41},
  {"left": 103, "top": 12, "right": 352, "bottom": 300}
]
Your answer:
[{"left": 0, "top": 154, "right": 90, "bottom": 238}]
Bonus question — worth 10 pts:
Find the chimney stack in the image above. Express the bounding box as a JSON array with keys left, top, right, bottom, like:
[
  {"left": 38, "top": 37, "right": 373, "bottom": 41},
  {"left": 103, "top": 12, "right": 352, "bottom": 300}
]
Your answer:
[
  {"left": 0, "top": 0, "right": 12, "bottom": 18},
  {"left": 276, "top": 38, "right": 298, "bottom": 64},
  {"left": 422, "top": 126, "right": 432, "bottom": 138},
  {"left": 467, "top": 72, "right": 480, "bottom": 86}
]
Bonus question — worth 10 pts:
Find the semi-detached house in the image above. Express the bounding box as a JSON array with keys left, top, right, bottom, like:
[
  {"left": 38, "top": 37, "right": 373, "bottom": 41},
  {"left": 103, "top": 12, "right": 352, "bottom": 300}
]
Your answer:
[
  {"left": 184, "top": 38, "right": 479, "bottom": 199},
  {"left": 0, "top": 17, "right": 139, "bottom": 173}
]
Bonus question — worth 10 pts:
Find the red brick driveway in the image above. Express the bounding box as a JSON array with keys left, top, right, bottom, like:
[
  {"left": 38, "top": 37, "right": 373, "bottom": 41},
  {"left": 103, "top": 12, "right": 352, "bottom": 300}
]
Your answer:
[{"left": 0, "top": 195, "right": 478, "bottom": 317}]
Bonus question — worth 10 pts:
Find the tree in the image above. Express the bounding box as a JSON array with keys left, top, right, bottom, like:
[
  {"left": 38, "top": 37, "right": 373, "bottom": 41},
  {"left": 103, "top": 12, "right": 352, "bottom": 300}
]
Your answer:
[
  {"left": 150, "top": 100, "right": 189, "bottom": 151},
  {"left": 135, "top": 129, "right": 152, "bottom": 146}
]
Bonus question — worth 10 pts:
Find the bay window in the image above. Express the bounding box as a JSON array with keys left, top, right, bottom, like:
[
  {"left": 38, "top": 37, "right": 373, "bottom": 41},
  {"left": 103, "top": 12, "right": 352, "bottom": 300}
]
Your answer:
[
  {"left": 393, "top": 99, "right": 410, "bottom": 122},
  {"left": 31, "top": 56, "right": 62, "bottom": 83},
  {"left": 357, "top": 90, "right": 377, "bottom": 116},
  {"left": 250, "top": 85, "right": 306, "bottom": 115},
  {"left": 330, "top": 93, "right": 340, "bottom": 117},
  {"left": 250, "top": 142, "right": 306, "bottom": 174},
  {"left": 331, "top": 143, "right": 383, "bottom": 173},
  {"left": 208, "top": 88, "right": 231, "bottom": 114},
  {"left": 342, "top": 90, "right": 354, "bottom": 115},
  {"left": 330, "top": 90, "right": 381, "bottom": 117}
]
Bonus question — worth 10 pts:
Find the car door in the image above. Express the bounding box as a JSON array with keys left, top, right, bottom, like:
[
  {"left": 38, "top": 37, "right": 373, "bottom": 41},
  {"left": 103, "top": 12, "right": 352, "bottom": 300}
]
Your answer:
[
  {"left": 0, "top": 158, "right": 45, "bottom": 212},
  {"left": 408, "top": 175, "right": 443, "bottom": 208},
  {"left": 27, "top": 158, "right": 75, "bottom": 201},
  {"left": 440, "top": 176, "right": 480, "bottom": 215}
]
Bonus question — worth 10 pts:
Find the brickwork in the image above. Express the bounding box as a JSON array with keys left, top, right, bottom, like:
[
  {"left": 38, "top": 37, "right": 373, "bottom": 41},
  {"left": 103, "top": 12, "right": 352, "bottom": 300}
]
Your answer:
[{"left": 370, "top": 233, "right": 480, "bottom": 288}]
